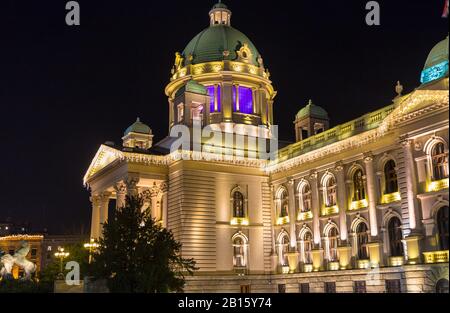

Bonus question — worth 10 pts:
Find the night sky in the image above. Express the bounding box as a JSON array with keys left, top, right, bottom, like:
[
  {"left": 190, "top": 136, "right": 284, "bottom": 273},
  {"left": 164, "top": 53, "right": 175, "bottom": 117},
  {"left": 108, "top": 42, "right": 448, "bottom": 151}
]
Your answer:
[{"left": 0, "top": 0, "right": 448, "bottom": 234}]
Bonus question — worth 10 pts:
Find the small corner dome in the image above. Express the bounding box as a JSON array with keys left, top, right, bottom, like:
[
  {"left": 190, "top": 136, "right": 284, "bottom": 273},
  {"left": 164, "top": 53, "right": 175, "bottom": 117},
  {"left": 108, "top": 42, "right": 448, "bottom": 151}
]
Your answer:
[
  {"left": 423, "top": 35, "right": 449, "bottom": 70},
  {"left": 296, "top": 100, "right": 329, "bottom": 120},
  {"left": 124, "top": 118, "right": 152, "bottom": 136}
]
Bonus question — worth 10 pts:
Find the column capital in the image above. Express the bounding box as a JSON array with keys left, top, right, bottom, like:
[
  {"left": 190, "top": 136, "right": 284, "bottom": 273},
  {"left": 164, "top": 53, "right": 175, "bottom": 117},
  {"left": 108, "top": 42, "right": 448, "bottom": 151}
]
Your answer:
[
  {"left": 90, "top": 194, "right": 101, "bottom": 205},
  {"left": 287, "top": 177, "right": 295, "bottom": 186},
  {"left": 399, "top": 136, "right": 413, "bottom": 148},
  {"left": 309, "top": 171, "right": 318, "bottom": 180},
  {"left": 363, "top": 152, "right": 374, "bottom": 163},
  {"left": 99, "top": 192, "right": 111, "bottom": 202},
  {"left": 114, "top": 181, "right": 127, "bottom": 194},
  {"left": 335, "top": 162, "right": 344, "bottom": 172}
]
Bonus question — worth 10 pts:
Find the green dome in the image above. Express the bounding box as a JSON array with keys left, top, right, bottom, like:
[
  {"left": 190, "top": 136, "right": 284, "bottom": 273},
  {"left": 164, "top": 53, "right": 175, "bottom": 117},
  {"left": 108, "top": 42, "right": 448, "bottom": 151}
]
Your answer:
[
  {"left": 182, "top": 25, "right": 260, "bottom": 66},
  {"left": 124, "top": 118, "right": 151, "bottom": 136},
  {"left": 296, "top": 100, "right": 329, "bottom": 120},
  {"left": 176, "top": 79, "right": 208, "bottom": 97},
  {"left": 423, "top": 35, "right": 449, "bottom": 70},
  {"left": 212, "top": 2, "right": 228, "bottom": 10}
]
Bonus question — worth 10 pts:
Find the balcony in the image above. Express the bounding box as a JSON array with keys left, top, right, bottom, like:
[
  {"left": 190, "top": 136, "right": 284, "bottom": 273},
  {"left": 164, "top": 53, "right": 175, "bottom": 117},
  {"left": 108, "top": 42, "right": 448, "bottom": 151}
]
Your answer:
[
  {"left": 381, "top": 192, "right": 401, "bottom": 204},
  {"left": 276, "top": 216, "right": 290, "bottom": 226},
  {"left": 298, "top": 211, "right": 313, "bottom": 221},
  {"left": 230, "top": 217, "right": 249, "bottom": 226},
  {"left": 423, "top": 250, "right": 449, "bottom": 264},
  {"left": 357, "top": 259, "right": 370, "bottom": 269},
  {"left": 328, "top": 262, "right": 340, "bottom": 271},
  {"left": 427, "top": 178, "right": 449, "bottom": 193},
  {"left": 349, "top": 199, "right": 368, "bottom": 211},
  {"left": 388, "top": 256, "right": 405, "bottom": 267},
  {"left": 321, "top": 206, "right": 339, "bottom": 217}
]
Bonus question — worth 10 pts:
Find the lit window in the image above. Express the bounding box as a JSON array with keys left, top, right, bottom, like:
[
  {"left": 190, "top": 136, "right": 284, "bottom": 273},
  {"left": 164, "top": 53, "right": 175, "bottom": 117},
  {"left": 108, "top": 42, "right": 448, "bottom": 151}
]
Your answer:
[
  {"left": 177, "top": 104, "right": 184, "bottom": 123},
  {"left": 278, "top": 189, "right": 289, "bottom": 218},
  {"left": 328, "top": 227, "right": 339, "bottom": 262},
  {"left": 388, "top": 217, "right": 404, "bottom": 257},
  {"left": 278, "top": 234, "right": 290, "bottom": 266},
  {"left": 353, "top": 169, "right": 366, "bottom": 201},
  {"left": 206, "top": 85, "right": 221, "bottom": 112},
  {"left": 232, "top": 191, "right": 245, "bottom": 218},
  {"left": 431, "top": 143, "right": 448, "bottom": 180},
  {"left": 437, "top": 206, "right": 449, "bottom": 251},
  {"left": 233, "top": 236, "right": 247, "bottom": 268},
  {"left": 324, "top": 175, "right": 337, "bottom": 207},
  {"left": 299, "top": 183, "right": 312, "bottom": 213},
  {"left": 356, "top": 223, "right": 369, "bottom": 260},
  {"left": 233, "top": 86, "right": 253, "bottom": 114},
  {"left": 384, "top": 160, "right": 398, "bottom": 194},
  {"left": 302, "top": 232, "right": 313, "bottom": 264}
]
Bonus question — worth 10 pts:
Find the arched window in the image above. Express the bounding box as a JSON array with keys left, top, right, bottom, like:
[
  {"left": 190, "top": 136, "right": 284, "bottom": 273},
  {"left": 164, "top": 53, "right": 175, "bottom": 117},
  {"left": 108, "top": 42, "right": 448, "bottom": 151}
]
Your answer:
[
  {"left": 328, "top": 227, "right": 339, "bottom": 262},
  {"left": 278, "top": 234, "right": 290, "bottom": 266},
  {"left": 431, "top": 143, "right": 448, "bottom": 180},
  {"left": 353, "top": 169, "right": 366, "bottom": 201},
  {"left": 232, "top": 191, "right": 245, "bottom": 218},
  {"left": 356, "top": 223, "right": 369, "bottom": 260},
  {"left": 384, "top": 160, "right": 398, "bottom": 194},
  {"left": 303, "top": 232, "right": 313, "bottom": 264},
  {"left": 437, "top": 206, "right": 449, "bottom": 251},
  {"left": 436, "top": 279, "right": 449, "bottom": 293},
  {"left": 324, "top": 176, "right": 337, "bottom": 207},
  {"left": 279, "top": 189, "right": 289, "bottom": 218},
  {"left": 299, "top": 183, "right": 312, "bottom": 213},
  {"left": 233, "top": 236, "right": 247, "bottom": 268},
  {"left": 388, "top": 217, "right": 404, "bottom": 257}
]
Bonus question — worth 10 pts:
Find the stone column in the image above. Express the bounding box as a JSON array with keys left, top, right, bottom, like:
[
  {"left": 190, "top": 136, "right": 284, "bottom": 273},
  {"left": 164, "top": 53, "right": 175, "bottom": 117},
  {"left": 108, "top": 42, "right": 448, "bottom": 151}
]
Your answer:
[
  {"left": 90, "top": 195, "right": 101, "bottom": 239},
  {"left": 364, "top": 153, "right": 379, "bottom": 237},
  {"left": 287, "top": 178, "right": 297, "bottom": 248},
  {"left": 98, "top": 192, "right": 111, "bottom": 238},
  {"left": 114, "top": 182, "right": 127, "bottom": 209},
  {"left": 126, "top": 176, "right": 140, "bottom": 197},
  {"left": 335, "top": 163, "right": 348, "bottom": 241},
  {"left": 401, "top": 139, "right": 421, "bottom": 231},
  {"left": 309, "top": 171, "right": 321, "bottom": 246},
  {"left": 404, "top": 235, "right": 423, "bottom": 264},
  {"left": 162, "top": 183, "right": 168, "bottom": 228},
  {"left": 269, "top": 184, "right": 278, "bottom": 273}
]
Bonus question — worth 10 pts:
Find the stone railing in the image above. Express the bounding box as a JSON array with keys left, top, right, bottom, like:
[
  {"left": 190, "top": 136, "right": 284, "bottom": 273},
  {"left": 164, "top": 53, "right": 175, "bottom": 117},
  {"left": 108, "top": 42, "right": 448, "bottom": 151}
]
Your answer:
[{"left": 423, "top": 250, "right": 449, "bottom": 264}]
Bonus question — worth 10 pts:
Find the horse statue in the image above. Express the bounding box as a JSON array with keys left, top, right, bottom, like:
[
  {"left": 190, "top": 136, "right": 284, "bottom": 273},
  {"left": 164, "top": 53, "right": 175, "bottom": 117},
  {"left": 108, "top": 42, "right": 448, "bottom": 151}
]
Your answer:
[{"left": 0, "top": 241, "right": 37, "bottom": 280}]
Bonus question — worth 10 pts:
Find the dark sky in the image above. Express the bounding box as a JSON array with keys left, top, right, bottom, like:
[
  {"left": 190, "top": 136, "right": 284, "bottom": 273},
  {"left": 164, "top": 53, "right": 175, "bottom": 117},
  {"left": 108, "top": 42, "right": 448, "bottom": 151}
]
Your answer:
[{"left": 0, "top": 0, "right": 448, "bottom": 234}]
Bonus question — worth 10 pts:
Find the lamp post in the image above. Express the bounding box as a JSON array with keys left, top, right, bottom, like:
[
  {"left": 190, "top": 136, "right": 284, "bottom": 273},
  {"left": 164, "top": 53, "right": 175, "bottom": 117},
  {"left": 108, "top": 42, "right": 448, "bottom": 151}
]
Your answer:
[
  {"left": 84, "top": 238, "right": 99, "bottom": 264},
  {"left": 54, "top": 247, "right": 69, "bottom": 279}
]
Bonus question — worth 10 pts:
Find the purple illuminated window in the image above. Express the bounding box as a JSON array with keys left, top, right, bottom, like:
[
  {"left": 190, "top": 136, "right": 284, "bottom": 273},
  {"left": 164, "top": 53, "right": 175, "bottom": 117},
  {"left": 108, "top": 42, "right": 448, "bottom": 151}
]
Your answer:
[
  {"left": 207, "top": 85, "right": 221, "bottom": 112},
  {"left": 233, "top": 86, "right": 253, "bottom": 114}
]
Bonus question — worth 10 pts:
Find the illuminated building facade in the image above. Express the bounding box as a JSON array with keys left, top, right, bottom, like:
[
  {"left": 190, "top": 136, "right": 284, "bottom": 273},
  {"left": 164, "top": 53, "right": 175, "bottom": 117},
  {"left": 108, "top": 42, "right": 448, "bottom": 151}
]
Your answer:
[
  {"left": 83, "top": 3, "right": 449, "bottom": 293},
  {"left": 0, "top": 235, "right": 43, "bottom": 279}
]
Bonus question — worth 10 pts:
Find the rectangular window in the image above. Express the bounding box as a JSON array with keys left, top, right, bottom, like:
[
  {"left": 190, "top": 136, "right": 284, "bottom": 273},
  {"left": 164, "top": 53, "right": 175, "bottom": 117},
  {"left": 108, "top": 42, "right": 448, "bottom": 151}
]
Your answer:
[
  {"left": 177, "top": 104, "right": 184, "bottom": 123},
  {"left": 299, "top": 283, "right": 310, "bottom": 293},
  {"left": 325, "top": 282, "right": 336, "bottom": 293},
  {"left": 278, "top": 284, "right": 286, "bottom": 293},
  {"left": 207, "top": 85, "right": 221, "bottom": 113},
  {"left": 31, "top": 248, "right": 37, "bottom": 257},
  {"left": 354, "top": 281, "right": 366, "bottom": 293},
  {"left": 233, "top": 86, "right": 253, "bottom": 114},
  {"left": 240, "top": 285, "right": 251, "bottom": 293},
  {"left": 385, "top": 279, "right": 401, "bottom": 293}
]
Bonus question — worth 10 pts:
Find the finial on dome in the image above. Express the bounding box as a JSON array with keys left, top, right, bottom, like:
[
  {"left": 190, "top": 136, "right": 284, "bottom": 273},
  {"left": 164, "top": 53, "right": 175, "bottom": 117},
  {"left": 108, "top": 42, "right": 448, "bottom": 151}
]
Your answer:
[
  {"left": 395, "top": 81, "right": 403, "bottom": 97},
  {"left": 136, "top": 117, "right": 141, "bottom": 122},
  {"left": 308, "top": 99, "right": 313, "bottom": 106}
]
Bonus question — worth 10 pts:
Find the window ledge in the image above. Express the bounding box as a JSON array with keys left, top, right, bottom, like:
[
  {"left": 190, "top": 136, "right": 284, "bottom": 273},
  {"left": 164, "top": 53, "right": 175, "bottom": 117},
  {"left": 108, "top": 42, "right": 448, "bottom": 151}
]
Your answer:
[
  {"left": 321, "top": 206, "right": 339, "bottom": 216},
  {"left": 427, "top": 178, "right": 449, "bottom": 193}
]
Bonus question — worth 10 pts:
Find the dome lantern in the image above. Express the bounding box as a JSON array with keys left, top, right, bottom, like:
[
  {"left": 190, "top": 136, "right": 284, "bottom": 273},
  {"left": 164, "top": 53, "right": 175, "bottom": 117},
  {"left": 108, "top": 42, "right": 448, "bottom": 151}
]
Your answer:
[{"left": 209, "top": 1, "right": 232, "bottom": 26}]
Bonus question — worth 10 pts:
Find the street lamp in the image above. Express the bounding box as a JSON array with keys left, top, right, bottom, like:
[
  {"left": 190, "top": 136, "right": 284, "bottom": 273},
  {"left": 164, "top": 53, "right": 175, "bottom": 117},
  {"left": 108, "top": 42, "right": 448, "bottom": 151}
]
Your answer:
[
  {"left": 84, "top": 238, "right": 99, "bottom": 264},
  {"left": 54, "top": 247, "right": 69, "bottom": 279}
]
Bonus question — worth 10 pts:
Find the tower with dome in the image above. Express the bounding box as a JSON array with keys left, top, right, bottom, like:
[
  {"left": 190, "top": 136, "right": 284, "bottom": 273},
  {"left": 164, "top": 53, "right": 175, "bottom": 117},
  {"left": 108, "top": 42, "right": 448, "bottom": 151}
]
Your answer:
[{"left": 83, "top": 3, "right": 449, "bottom": 293}]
